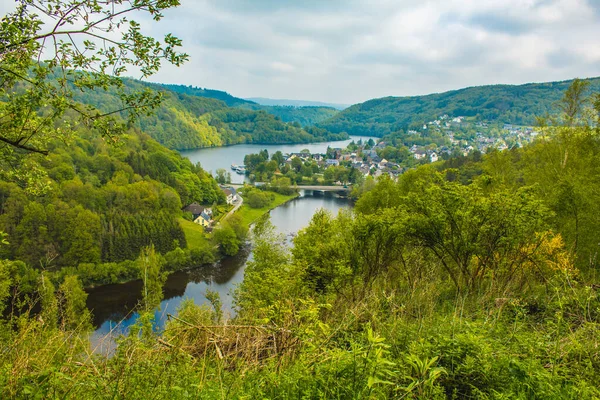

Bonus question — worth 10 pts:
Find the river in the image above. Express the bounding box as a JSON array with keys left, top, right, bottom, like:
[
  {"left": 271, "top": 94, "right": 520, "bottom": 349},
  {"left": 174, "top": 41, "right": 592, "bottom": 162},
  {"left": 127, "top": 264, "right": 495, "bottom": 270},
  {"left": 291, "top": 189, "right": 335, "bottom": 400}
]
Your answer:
[
  {"left": 179, "top": 136, "right": 377, "bottom": 184},
  {"left": 88, "top": 190, "right": 351, "bottom": 351},
  {"left": 87, "top": 136, "right": 375, "bottom": 351}
]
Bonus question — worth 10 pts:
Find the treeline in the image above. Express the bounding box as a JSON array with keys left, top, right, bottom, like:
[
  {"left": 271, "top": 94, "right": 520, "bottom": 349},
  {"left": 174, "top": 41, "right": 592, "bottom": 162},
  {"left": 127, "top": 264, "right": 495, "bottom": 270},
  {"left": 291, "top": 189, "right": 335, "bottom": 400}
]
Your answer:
[
  {"left": 240, "top": 104, "right": 340, "bottom": 126},
  {"left": 72, "top": 79, "right": 348, "bottom": 150},
  {"left": 318, "top": 76, "right": 600, "bottom": 136}
]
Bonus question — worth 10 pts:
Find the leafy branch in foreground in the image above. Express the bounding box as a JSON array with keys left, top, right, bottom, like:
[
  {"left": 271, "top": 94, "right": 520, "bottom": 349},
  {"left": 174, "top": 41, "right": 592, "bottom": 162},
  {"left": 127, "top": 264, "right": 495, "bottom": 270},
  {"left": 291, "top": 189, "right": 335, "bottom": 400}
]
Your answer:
[{"left": 0, "top": 0, "right": 187, "bottom": 189}]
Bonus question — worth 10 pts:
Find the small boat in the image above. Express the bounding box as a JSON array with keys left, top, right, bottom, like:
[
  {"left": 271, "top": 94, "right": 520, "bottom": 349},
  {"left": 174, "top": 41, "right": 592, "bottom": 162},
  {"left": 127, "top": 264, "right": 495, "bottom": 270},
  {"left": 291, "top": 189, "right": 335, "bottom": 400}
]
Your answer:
[
  {"left": 231, "top": 164, "right": 238, "bottom": 170},
  {"left": 235, "top": 166, "right": 246, "bottom": 174}
]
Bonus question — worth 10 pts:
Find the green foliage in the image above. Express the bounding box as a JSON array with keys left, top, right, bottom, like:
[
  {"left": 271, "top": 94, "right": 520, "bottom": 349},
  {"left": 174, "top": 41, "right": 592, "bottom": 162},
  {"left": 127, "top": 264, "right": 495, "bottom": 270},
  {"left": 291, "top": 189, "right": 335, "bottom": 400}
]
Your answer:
[
  {"left": 246, "top": 190, "right": 274, "bottom": 209},
  {"left": 319, "top": 77, "right": 600, "bottom": 136},
  {"left": 212, "top": 225, "right": 239, "bottom": 256},
  {"left": 212, "top": 215, "right": 247, "bottom": 256},
  {"left": 0, "top": 261, "right": 11, "bottom": 315},
  {"left": 58, "top": 276, "right": 91, "bottom": 331}
]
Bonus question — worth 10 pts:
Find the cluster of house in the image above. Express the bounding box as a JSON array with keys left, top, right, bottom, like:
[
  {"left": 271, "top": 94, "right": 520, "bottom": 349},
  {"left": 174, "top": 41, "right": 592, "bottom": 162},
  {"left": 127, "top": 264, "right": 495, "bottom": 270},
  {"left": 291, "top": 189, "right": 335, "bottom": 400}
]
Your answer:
[
  {"left": 408, "top": 116, "right": 540, "bottom": 159},
  {"left": 258, "top": 116, "right": 541, "bottom": 184},
  {"left": 282, "top": 143, "right": 404, "bottom": 179},
  {"left": 182, "top": 185, "right": 240, "bottom": 230}
]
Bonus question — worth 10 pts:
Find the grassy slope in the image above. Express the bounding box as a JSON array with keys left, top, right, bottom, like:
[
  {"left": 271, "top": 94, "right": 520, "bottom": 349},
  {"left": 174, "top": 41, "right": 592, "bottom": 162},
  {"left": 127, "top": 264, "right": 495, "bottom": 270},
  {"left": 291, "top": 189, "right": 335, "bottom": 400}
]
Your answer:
[
  {"left": 237, "top": 192, "right": 299, "bottom": 228},
  {"left": 178, "top": 218, "right": 210, "bottom": 250}
]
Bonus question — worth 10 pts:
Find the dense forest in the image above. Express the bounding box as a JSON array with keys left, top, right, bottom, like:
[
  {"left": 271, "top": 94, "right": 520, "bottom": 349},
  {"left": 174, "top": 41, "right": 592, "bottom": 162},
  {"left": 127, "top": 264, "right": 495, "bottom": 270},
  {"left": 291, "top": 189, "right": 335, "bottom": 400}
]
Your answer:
[
  {"left": 0, "top": 114, "right": 230, "bottom": 285},
  {"left": 153, "top": 83, "right": 255, "bottom": 107},
  {"left": 247, "top": 97, "right": 349, "bottom": 110},
  {"left": 318, "top": 77, "right": 600, "bottom": 136},
  {"left": 73, "top": 80, "right": 348, "bottom": 150},
  {"left": 240, "top": 104, "right": 340, "bottom": 126},
  {"left": 2, "top": 81, "right": 600, "bottom": 398},
  {"left": 158, "top": 83, "right": 341, "bottom": 126}
]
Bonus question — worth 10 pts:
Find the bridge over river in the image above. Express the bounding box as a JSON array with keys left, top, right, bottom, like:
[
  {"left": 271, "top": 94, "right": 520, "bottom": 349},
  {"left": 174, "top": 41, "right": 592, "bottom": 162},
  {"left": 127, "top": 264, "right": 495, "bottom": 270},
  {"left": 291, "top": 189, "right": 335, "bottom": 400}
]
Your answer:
[{"left": 229, "top": 184, "right": 351, "bottom": 192}]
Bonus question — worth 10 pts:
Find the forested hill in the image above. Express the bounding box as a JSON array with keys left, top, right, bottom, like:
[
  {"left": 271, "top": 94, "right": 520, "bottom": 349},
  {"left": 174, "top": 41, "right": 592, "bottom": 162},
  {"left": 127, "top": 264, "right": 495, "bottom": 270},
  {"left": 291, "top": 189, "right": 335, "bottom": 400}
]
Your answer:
[
  {"left": 72, "top": 79, "right": 348, "bottom": 150},
  {"left": 153, "top": 83, "right": 255, "bottom": 107},
  {"left": 239, "top": 104, "right": 340, "bottom": 126},
  {"left": 0, "top": 119, "right": 224, "bottom": 275},
  {"left": 318, "top": 77, "right": 600, "bottom": 136},
  {"left": 154, "top": 83, "right": 342, "bottom": 127},
  {"left": 246, "top": 97, "right": 349, "bottom": 110}
]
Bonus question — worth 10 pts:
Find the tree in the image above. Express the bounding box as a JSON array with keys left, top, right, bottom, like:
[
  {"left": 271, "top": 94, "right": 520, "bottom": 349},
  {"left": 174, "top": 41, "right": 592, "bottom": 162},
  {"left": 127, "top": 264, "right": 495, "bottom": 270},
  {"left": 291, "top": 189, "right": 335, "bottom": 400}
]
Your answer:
[
  {"left": 0, "top": 0, "right": 187, "bottom": 190},
  {"left": 558, "top": 78, "right": 590, "bottom": 126},
  {"left": 291, "top": 157, "right": 303, "bottom": 172},
  {"left": 271, "top": 150, "right": 285, "bottom": 166},
  {"left": 138, "top": 245, "right": 166, "bottom": 312},
  {"left": 246, "top": 190, "right": 273, "bottom": 209},
  {"left": 215, "top": 168, "right": 231, "bottom": 184},
  {"left": 213, "top": 225, "right": 239, "bottom": 256},
  {"left": 58, "top": 275, "right": 92, "bottom": 331}
]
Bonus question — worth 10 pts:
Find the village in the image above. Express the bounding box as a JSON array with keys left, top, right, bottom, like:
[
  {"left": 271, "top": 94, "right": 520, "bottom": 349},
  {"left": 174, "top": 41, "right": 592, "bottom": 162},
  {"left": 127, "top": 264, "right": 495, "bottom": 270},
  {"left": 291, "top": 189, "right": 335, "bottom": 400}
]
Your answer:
[
  {"left": 182, "top": 116, "right": 541, "bottom": 231},
  {"left": 272, "top": 116, "right": 540, "bottom": 182}
]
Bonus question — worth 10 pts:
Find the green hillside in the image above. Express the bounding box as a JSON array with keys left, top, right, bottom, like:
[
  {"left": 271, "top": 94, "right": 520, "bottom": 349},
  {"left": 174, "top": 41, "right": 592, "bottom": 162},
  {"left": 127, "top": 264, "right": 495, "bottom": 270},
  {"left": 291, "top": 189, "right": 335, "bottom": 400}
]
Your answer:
[
  {"left": 246, "top": 97, "right": 349, "bottom": 110},
  {"left": 318, "top": 77, "right": 600, "bottom": 136},
  {"left": 240, "top": 104, "right": 340, "bottom": 126},
  {"left": 155, "top": 83, "right": 341, "bottom": 127},
  {"left": 154, "top": 83, "right": 255, "bottom": 107},
  {"left": 73, "top": 80, "right": 348, "bottom": 150}
]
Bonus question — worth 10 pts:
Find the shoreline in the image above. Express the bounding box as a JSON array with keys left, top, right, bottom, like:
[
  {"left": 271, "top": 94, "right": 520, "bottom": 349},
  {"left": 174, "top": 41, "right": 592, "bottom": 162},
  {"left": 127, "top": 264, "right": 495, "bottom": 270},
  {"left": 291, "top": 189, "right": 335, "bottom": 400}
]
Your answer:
[
  {"left": 176, "top": 135, "right": 352, "bottom": 153},
  {"left": 83, "top": 190, "right": 299, "bottom": 291}
]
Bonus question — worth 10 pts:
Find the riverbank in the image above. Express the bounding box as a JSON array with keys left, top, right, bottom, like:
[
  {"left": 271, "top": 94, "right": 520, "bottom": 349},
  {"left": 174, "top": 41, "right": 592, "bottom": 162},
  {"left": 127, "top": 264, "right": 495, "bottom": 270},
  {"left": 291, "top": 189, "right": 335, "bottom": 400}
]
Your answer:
[
  {"left": 88, "top": 190, "right": 350, "bottom": 335},
  {"left": 236, "top": 191, "right": 300, "bottom": 228}
]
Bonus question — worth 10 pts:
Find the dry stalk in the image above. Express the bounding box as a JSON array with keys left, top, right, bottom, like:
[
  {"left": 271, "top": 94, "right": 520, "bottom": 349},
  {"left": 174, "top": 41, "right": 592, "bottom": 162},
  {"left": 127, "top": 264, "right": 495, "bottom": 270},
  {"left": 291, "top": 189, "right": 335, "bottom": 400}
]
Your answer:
[{"left": 163, "top": 314, "right": 300, "bottom": 368}]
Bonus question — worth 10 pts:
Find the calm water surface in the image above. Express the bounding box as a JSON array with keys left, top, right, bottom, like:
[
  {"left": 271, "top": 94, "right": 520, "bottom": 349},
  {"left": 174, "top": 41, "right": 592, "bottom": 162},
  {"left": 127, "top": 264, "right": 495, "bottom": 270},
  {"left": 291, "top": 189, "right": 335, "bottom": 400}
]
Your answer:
[
  {"left": 180, "top": 136, "right": 377, "bottom": 184},
  {"left": 87, "top": 191, "right": 351, "bottom": 350}
]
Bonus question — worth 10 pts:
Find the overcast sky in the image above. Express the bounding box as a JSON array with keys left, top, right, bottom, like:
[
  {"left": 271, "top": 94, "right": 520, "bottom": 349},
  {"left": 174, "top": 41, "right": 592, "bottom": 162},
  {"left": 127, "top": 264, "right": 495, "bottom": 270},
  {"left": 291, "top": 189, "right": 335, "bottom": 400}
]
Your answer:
[{"left": 3, "top": 0, "right": 600, "bottom": 104}]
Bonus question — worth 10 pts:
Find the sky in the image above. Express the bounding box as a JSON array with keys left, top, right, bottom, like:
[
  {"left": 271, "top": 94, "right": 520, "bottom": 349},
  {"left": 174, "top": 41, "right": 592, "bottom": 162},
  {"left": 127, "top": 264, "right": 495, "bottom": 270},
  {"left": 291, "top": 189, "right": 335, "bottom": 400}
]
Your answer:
[{"left": 3, "top": 0, "right": 600, "bottom": 104}]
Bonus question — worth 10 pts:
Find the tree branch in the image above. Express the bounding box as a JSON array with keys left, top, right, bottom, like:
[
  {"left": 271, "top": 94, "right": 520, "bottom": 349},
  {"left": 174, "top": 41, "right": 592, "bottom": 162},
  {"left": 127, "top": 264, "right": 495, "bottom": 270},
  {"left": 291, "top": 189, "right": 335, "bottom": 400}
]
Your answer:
[{"left": 0, "top": 135, "right": 48, "bottom": 155}]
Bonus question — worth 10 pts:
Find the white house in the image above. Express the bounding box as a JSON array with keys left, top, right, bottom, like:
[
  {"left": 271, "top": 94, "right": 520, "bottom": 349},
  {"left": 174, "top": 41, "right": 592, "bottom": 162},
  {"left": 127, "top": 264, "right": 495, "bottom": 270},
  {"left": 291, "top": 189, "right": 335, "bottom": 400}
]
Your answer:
[
  {"left": 222, "top": 187, "right": 239, "bottom": 205},
  {"left": 414, "top": 150, "right": 427, "bottom": 160},
  {"left": 430, "top": 152, "right": 439, "bottom": 163}
]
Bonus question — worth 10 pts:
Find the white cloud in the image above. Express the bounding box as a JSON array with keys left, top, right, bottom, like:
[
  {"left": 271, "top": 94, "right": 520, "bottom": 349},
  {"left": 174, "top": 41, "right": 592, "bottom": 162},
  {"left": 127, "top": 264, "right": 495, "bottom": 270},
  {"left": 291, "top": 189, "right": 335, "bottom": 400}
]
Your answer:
[{"left": 3, "top": 0, "right": 600, "bottom": 103}]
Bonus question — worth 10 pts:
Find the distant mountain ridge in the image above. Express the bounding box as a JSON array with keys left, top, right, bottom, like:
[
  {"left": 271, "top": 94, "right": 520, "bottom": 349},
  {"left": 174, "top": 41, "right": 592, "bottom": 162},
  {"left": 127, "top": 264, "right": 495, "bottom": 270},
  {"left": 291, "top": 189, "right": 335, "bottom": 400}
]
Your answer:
[
  {"left": 317, "top": 77, "right": 600, "bottom": 137},
  {"left": 246, "top": 97, "right": 349, "bottom": 110}
]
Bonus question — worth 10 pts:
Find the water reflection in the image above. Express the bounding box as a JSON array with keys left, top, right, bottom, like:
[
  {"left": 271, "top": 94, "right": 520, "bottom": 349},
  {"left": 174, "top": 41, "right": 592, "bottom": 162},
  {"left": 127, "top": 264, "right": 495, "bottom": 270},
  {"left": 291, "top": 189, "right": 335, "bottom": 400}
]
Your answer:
[{"left": 87, "top": 191, "right": 352, "bottom": 346}]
